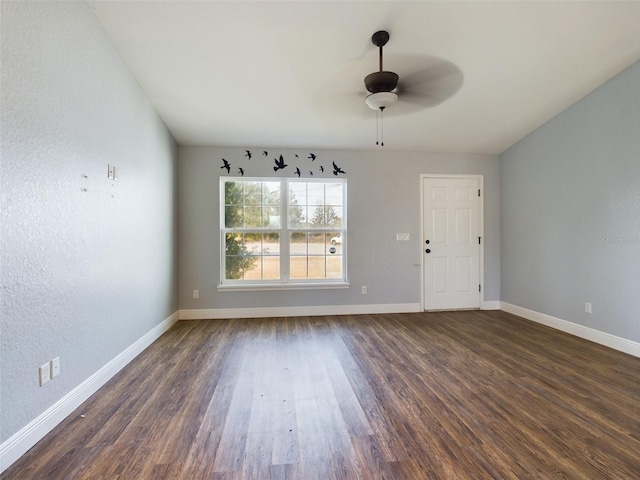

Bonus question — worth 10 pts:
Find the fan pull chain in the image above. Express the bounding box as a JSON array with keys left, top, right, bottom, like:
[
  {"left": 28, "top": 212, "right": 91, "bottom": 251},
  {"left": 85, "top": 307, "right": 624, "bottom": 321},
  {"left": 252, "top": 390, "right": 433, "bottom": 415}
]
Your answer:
[
  {"left": 374, "top": 108, "right": 386, "bottom": 147},
  {"left": 379, "top": 107, "right": 385, "bottom": 147}
]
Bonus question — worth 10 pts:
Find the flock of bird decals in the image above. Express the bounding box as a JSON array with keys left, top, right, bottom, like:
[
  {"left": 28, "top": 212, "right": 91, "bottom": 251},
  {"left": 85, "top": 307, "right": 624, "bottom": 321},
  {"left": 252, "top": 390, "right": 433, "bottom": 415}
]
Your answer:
[{"left": 219, "top": 150, "right": 347, "bottom": 177}]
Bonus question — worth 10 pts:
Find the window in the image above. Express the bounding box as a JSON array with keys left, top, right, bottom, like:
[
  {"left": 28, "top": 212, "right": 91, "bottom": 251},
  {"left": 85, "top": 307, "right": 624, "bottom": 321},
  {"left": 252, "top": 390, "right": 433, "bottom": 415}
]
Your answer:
[{"left": 220, "top": 178, "right": 347, "bottom": 288}]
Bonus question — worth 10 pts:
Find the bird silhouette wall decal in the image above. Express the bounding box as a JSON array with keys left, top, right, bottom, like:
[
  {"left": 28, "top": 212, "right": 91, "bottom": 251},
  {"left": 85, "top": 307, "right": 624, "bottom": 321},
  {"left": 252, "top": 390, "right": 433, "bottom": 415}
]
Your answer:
[
  {"left": 273, "top": 155, "right": 288, "bottom": 172},
  {"left": 217, "top": 149, "right": 352, "bottom": 178}
]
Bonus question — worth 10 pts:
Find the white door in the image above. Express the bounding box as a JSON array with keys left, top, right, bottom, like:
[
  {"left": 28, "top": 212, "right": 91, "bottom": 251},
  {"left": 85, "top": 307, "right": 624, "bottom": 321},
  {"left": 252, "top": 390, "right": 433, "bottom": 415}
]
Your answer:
[{"left": 423, "top": 176, "right": 481, "bottom": 310}]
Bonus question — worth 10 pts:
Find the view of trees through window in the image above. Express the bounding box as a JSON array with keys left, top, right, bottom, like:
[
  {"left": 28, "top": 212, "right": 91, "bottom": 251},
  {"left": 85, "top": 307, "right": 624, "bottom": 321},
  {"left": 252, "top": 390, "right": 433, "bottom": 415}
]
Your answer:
[{"left": 222, "top": 178, "right": 346, "bottom": 283}]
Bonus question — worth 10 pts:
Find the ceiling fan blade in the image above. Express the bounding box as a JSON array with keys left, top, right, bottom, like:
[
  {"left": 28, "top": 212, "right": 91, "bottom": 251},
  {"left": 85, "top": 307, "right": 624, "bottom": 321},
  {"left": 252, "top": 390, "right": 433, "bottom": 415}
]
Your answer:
[
  {"left": 374, "top": 54, "right": 463, "bottom": 116},
  {"left": 316, "top": 90, "right": 373, "bottom": 118},
  {"left": 378, "top": 95, "right": 431, "bottom": 117},
  {"left": 312, "top": 56, "right": 379, "bottom": 118},
  {"left": 315, "top": 47, "right": 463, "bottom": 119},
  {"left": 395, "top": 54, "right": 462, "bottom": 86}
]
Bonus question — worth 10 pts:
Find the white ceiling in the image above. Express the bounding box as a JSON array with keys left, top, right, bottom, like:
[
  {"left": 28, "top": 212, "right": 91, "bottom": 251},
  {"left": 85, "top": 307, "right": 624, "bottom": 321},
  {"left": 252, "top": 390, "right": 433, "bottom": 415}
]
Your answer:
[{"left": 89, "top": 1, "right": 640, "bottom": 154}]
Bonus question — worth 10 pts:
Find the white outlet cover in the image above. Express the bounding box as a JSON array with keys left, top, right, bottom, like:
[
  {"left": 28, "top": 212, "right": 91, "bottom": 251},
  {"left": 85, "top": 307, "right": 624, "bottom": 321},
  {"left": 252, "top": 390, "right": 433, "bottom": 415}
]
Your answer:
[
  {"left": 51, "top": 357, "right": 60, "bottom": 378},
  {"left": 39, "top": 363, "right": 51, "bottom": 386}
]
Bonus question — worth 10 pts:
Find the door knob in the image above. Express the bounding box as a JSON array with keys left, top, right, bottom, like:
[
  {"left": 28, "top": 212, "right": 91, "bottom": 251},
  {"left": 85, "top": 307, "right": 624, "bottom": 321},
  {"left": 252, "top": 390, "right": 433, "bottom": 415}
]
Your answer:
[{"left": 425, "top": 249, "right": 431, "bottom": 254}]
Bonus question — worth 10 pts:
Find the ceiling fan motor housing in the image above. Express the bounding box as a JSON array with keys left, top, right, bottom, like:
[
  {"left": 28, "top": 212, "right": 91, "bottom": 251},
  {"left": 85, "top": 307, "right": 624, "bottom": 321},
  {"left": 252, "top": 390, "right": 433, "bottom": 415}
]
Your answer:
[{"left": 364, "top": 71, "right": 399, "bottom": 93}]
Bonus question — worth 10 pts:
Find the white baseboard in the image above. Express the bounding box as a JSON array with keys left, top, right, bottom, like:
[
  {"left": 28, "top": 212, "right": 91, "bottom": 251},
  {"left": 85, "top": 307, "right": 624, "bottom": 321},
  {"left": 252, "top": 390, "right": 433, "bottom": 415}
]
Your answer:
[
  {"left": 0, "top": 311, "right": 180, "bottom": 474},
  {"left": 500, "top": 302, "right": 640, "bottom": 358},
  {"left": 179, "top": 303, "right": 422, "bottom": 320},
  {"left": 481, "top": 301, "right": 501, "bottom": 310}
]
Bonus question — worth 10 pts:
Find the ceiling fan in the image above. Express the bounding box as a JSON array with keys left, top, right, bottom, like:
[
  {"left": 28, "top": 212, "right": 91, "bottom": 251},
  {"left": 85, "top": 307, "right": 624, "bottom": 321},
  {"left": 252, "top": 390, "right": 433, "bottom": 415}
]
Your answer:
[{"left": 361, "top": 30, "right": 464, "bottom": 145}]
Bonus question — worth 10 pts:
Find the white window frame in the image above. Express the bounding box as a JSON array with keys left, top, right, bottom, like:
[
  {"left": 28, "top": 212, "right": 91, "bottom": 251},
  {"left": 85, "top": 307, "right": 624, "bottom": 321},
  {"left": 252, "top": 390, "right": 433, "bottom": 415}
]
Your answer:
[{"left": 218, "top": 177, "right": 349, "bottom": 291}]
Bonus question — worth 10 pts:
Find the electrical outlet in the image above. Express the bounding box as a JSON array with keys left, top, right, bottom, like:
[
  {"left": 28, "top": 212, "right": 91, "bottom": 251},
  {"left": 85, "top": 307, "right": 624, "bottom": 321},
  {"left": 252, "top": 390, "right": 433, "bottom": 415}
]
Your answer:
[
  {"left": 50, "top": 357, "right": 60, "bottom": 378},
  {"left": 193, "top": 290, "right": 199, "bottom": 299},
  {"left": 362, "top": 286, "right": 368, "bottom": 295},
  {"left": 585, "top": 302, "right": 592, "bottom": 314},
  {"left": 39, "top": 363, "right": 51, "bottom": 386}
]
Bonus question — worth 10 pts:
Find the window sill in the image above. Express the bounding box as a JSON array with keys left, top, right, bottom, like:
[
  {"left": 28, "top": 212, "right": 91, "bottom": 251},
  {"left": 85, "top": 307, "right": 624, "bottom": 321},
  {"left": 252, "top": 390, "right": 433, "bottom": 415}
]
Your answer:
[{"left": 217, "top": 282, "right": 350, "bottom": 292}]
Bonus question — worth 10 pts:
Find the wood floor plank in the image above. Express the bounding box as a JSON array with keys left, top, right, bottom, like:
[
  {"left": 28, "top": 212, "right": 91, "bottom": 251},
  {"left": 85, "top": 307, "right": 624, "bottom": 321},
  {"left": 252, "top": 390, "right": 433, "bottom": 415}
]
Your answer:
[{"left": 3, "top": 311, "right": 640, "bottom": 479}]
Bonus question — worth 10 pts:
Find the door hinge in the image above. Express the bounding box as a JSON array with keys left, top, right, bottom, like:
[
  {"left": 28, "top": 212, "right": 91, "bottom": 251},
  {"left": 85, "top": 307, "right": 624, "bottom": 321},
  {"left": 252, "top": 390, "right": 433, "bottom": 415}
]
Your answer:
[
  {"left": 478, "top": 236, "right": 481, "bottom": 245},
  {"left": 479, "top": 284, "right": 482, "bottom": 293}
]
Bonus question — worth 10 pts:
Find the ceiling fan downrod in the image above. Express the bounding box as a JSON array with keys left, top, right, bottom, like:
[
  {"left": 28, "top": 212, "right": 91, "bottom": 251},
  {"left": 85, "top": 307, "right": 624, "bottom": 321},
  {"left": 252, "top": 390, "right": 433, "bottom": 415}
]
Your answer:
[
  {"left": 365, "top": 31, "right": 399, "bottom": 94},
  {"left": 372, "top": 30, "right": 389, "bottom": 72},
  {"left": 366, "top": 31, "right": 396, "bottom": 146}
]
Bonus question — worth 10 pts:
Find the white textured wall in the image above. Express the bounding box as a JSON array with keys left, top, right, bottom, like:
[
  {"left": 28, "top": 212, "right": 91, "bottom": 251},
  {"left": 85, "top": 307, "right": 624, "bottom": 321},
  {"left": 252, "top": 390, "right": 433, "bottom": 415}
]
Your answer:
[
  {"left": 178, "top": 146, "right": 500, "bottom": 310},
  {"left": 1, "top": 2, "right": 178, "bottom": 442}
]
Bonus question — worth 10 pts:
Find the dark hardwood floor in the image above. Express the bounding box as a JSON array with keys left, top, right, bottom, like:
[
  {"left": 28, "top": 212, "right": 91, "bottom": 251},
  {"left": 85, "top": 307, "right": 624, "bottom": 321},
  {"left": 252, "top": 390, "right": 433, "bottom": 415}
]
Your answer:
[{"left": 3, "top": 311, "right": 640, "bottom": 479}]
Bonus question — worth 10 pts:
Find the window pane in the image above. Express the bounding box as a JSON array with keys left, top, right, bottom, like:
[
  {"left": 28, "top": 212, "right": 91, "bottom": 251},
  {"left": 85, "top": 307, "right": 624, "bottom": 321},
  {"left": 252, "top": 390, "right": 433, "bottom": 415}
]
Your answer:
[
  {"left": 225, "top": 232, "right": 247, "bottom": 280},
  {"left": 225, "top": 233, "right": 243, "bottom": 255},
  {"left": 225, "top": 181, "right": 242, "bottom": 205},
  {"left": 326, "top": 255, "right": 343, "bottom": 279},
  {"left": 243, "top": 257, "right": 262, "bottom": 280},
  {"left": 263, "top": 182, "right": 280, "bottom": 206},
  {"left": 308, "top": 232, "right": 324, "bottom": 255},
  {"left": 225, "top": 206, "right": 243, "bottom": 228},
  {"left": 289, "top": 204, "right": 306, "bottom": 228},
  {"left": 327, "top": 232, "right": 342, "bottom": 253},
  {"left": 327, "top": 206, "right": 343, "bottom": 228},
  {"left": 290, "top": 256, "right": 307, "bottom": 279},
  {"left": 263, "top": 206, "right": 280, "bottom": 227},
  {"left": 244, "top": 182, "right": 261, "bottom": 205},
  {"left": 243, "top": 206, "right": 262, "bottom": 228},
  {"left": 262, "top": 256, "right": 280, "bottom": 280},
  {"left": 309, "top": 205, "right": 326, "bottom": 228},
  {"left": 325, "top": 183, "right": 343, "bottom": 205},
  {"left": 290, "top": 232, "right": 307, "bottom": 255},
  {"left": 307, "top": 256, "right": 326, "bottom": 279},
  {"left": 263, "top": 233, "right": 279, "bottom": 255},
  {"left": 307, "top": 183, "right": 324, "bottom": 206},
  {"left": 243, "top": 232, "right": 262, "bottom": 253},
  {"left": 289, "top": 183, "right": 307, "bottom": 205}
]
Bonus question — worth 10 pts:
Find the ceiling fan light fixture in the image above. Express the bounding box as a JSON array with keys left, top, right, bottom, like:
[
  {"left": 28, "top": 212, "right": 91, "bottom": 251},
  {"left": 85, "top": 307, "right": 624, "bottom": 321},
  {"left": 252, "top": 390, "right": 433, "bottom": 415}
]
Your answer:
[{"left": 365, "top": 91, "right": 398, "bottom": 110}]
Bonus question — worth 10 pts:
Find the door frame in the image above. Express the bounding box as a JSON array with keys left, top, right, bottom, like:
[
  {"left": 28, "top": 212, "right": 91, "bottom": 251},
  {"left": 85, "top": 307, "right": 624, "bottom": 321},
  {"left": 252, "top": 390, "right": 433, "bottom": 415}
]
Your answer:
[{"left": 420, "top": 174, "right": 485, "bottom": 311}]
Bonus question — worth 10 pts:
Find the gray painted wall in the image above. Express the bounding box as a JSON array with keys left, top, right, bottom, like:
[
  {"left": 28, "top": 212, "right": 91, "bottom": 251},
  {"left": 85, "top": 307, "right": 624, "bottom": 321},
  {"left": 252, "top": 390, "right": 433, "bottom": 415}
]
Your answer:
[
  {"left": 1, "top": 2, "right": 178, "bottom": 442},
  {"left": 500, "top": 61, "right": 640, "bottom": 342},
  {"left": 179, "top": 147, "right": 500, "bottom": 310}
]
